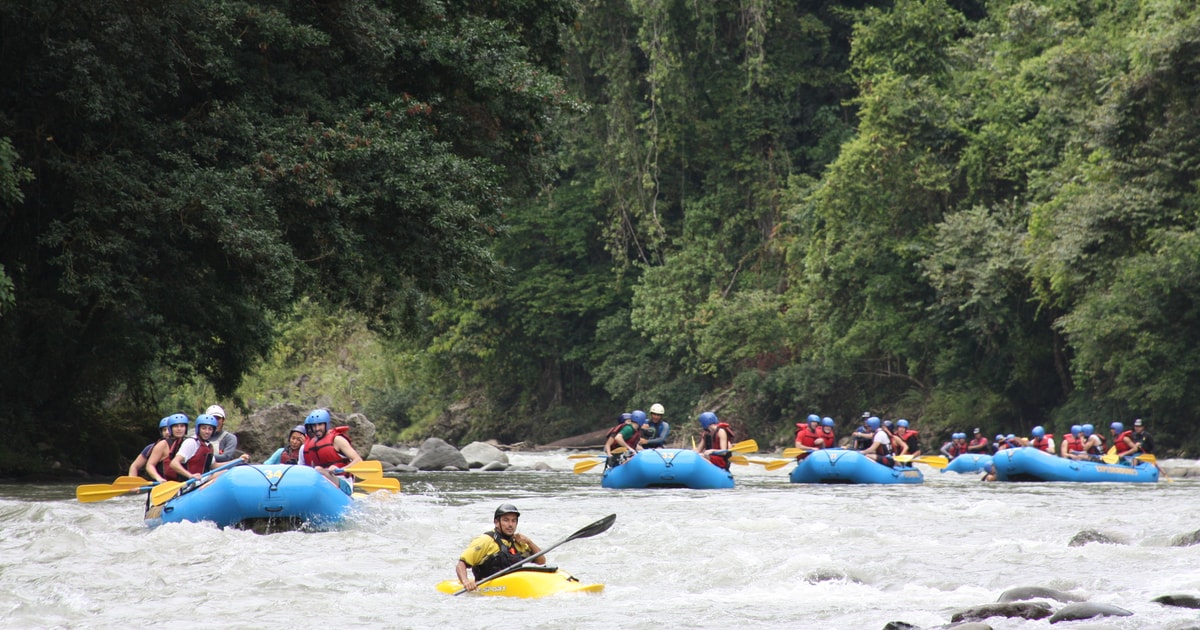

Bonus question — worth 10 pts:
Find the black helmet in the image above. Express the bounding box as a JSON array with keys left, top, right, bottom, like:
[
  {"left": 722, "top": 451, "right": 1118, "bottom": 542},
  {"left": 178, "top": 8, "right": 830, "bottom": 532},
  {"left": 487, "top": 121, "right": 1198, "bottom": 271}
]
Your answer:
[{"left": 494, "top": 503, "right": 521, "bottom": 520}]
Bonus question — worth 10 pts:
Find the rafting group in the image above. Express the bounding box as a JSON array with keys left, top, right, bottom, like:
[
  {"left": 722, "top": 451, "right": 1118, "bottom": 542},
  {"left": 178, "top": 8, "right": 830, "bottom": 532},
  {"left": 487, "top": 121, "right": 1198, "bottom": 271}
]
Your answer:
[{"left": 75, "top": 407, "right": 401, "bottom": 529}]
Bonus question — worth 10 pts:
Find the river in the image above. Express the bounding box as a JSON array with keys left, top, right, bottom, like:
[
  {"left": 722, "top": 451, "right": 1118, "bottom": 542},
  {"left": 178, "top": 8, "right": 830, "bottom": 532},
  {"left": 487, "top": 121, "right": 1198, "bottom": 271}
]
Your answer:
[{"left": 2, "top": 452, "right": 1198, "bottom": 629}]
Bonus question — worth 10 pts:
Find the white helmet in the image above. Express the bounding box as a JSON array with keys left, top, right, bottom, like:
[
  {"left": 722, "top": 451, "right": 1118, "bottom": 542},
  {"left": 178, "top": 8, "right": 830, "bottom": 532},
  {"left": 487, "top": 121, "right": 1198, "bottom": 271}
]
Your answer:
[
  {"left": 205, "top": 404, "right": 226, "bottom": 419},
  {"left": 649, "top": 403, "right": 665, "bottom": 415}
]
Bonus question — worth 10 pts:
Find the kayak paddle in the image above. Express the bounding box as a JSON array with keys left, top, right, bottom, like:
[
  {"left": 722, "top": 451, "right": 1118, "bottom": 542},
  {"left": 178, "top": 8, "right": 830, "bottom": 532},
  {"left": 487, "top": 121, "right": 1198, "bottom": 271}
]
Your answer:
[
  {"left": 894, "top": 454, "right": 949, "bottom": 469},
  {"left": 455, "top": 513, "right": 616, "bottom": 596},
  {"left": 568, "top": 447, "right": 625, "bottom": 460},
  {"left": 329, "top": 460, "right": 384, "bottom": 479},
  {"left": 353, "top": 477, "right": 401, "bottom": 493},
  {"left": 1101, "top": 446, "right": 1120, "bottom": 464},
  {"left": 573, "top": 459, "right": 605, "bottom": 474},
  {"left": 76, "top": 481, "right": 158, "bottom": 503}
]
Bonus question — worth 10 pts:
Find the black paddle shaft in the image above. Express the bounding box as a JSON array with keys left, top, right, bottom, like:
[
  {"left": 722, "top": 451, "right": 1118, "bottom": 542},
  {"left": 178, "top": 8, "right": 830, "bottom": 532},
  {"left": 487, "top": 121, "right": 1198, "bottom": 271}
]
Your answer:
[{"left": 454, "top": 513, "right": 617, "bottom": 595}]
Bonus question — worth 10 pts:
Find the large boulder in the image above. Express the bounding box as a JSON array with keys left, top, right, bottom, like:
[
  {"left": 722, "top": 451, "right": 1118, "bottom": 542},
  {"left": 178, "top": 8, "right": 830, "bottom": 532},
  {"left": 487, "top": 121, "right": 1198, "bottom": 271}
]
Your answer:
[
  {"left": 369, "top": 444, "right": 414, "bottom": 467},
  {"left": 410, "top": 437, "right": 470, "bottom": 471},
  {"left": 236, "top": 403, "right": 376, "bottom": 463},
  {"left": 461, "top": 441, "right": 509, "bottom": 469}
]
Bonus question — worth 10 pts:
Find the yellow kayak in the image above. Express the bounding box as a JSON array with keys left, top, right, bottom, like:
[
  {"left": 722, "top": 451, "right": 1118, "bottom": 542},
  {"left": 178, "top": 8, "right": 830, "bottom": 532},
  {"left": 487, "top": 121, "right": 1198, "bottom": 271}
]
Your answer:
[{"left": 435, "top": 566, "right": 603, "bottom": 598}]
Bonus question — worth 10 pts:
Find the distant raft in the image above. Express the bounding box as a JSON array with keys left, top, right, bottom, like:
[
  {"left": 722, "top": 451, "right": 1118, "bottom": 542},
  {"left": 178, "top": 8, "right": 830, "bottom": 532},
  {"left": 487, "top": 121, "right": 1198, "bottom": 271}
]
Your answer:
[
  {"left": 943, "top": 453, "right": 994, "bottom": 474},
  {"left": 789, "top": 448, "right": 924, "bottom": 485},
  {"left": 144, "top": 464, "right": 354, "bottom": 530},
  {"left": 601, "top": 448, "right": 735, "bottom": 489},
  {"left": 436, "top": 566, "right": 603, "bottom": 598},
  {"left": 991, "top": 447, "right": 1159, "bottom": 483}
]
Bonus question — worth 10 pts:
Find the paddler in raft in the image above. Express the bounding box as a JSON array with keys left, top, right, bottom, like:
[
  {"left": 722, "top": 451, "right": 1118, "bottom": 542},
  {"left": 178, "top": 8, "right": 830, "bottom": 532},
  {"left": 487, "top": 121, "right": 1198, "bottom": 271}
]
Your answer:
[
  {"left": 299, "top": 408, "right": 363, "bottom": 495},
  {"left": 696, "top": 411, "right": 735, "bottom": 470},
  {"left": 144, "top": 413, "right": 193, "bottom": 483},
  {"left": 1027, "top": 425, "right": 1054, "bottom": 454},
  {"left": 454, "top": 503, "right": 544, "bottom": 592},
  {"left": 858, "top": 416, "right": 900, "bottom": 467},
  {"left": 640, "top": 403, "right": 671, "bottom": 449},
  {"left": 264, "top": 424, "right": 307, "bottom": 465},
  {"left": 169, "top": 414, "right": 248, "bottom": 483},
  {"left": 793, "top": 413, "right": 825, "bottom": 460},
  {"left": 128, "top": 417, "right": 171, "bottom": 478},
  {"left": 603, "top": 411, "right": 645, "bottom": 469}
]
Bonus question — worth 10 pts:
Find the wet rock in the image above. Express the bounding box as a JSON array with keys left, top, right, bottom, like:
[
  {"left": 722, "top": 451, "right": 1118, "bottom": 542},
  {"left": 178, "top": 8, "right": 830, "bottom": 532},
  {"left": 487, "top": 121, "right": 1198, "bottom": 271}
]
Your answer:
[
  {"left": 950, "top": 602, "right": 1053, "bottom": 623},
  {"left": 882, "top": 622, "right": 919, "bottom": 630},
  {"left": 1154, "top": 594, "right": 1200, "bottom": 609},
  {"left": 460, "top": 441, "right": 509, "bottom": 469},
  {"left": 998, "top": 586, "right": 1084, "bottom": 603},
  {"left": 531, "top": 461, "right": 554, "bottom": 471},
  {"left": 384, "top": 464, "right": 417, "bottom": 474},
  {"left": 1068, "top": 529, "right": 1124, "bottom": 546},
  {"left": 805, "top": 569, "right": 863, "bottom": 584},
  {"left": 1047, "top": 602, "right": 1133, "bottom": 623},
  {"left": 1170, "top": 529, "right": 1200, "bottom": 547},
  {"left": 369, "top": 444, "right": 413, "bottom": 467},
  {"left": 479, "top": 461, "right": 510, "bottom": 471},
  {"left": 410, "top": 437, "right": 470, "bottom": 471},
  {"left": 947, "top": 623, "right": 992, "bottom": 630}
]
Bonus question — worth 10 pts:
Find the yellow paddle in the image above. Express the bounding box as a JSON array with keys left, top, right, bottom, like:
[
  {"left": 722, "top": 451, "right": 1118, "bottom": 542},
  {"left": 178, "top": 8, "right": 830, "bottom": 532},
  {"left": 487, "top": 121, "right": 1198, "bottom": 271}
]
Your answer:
[
  {"left": 354, "top": 478, "right": 401, "bottom": 493},
  {"left": 573, "top": 459, "right": 605, "bottom": 474},
  {"left": 330, "top": 460, "right": 385, "bottom": 479},
  {"left": 895, "top": 455, "right": 949, "bottom": 469},
  {"left": 1101, "top": 446, "right": 1119, "bottom": 464},
  {"left": 729, "top": 456, "right": 790, "bottom": 471},
  {"left": 76, "top": 481, "right": 157, "bottom": 503},
  {"left": 149, "top": 459, "right": 249, "bottom": 506},
  {"left": 781, "top": 447, "right": 815, "bottom": 459}
]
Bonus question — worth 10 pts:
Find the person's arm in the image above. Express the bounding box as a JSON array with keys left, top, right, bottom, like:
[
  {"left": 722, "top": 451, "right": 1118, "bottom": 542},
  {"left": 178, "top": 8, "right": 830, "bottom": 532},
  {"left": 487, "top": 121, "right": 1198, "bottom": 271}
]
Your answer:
[
  {"left": 263, "top": 448, "right": 284, "bottom": 465},
  {"left": 643, "top": 422, "right": 669, "bottom": 448},
  {"left": 514, "top": 533, "right": 545, "bottom": 565},
  {"left": 128, "top": 453, "right": 148, "bottom": 477},
  {"left": 145, "top": 442, "right": 169, "bottom": 482},
  {"left": 455, "top": 559, "right": 477, "bottom": 592},
  {"left": 333, "top": 435, "right": 363, "bottom": 465},
  {"left": 212, "top": 432, "right": 239, "bottom": 463}
]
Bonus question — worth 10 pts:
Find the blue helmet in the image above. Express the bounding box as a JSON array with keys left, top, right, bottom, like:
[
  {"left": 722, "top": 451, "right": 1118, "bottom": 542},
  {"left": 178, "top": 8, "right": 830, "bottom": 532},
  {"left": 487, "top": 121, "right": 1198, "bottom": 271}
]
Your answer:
[
  {"left": 952, "top": 432, "right": 965, "bottom": 440},
  {"left": 1070, "top": 424, "right": 1082, "bottom": 435},
  {"left": 698, "top": 412, "right": 719, "bottom": 428},
  {"left": 166, "top": 413, "right": 190, "bottom": 429},
  {"left": 631, "top": 410, "right": 647, "bottom": 426},
  {"left": 1032, "top": 426, "right": 1045, "bottom": 438},
  {"left": 1110, "top": 422, "right": 1124, "bottom": 433},
  {"left": 1082, "top": 423, "right": 1094, "bottom": 436},
  {"left": 158, "top": 417, "right": 170, "bottom": 429},
  {"left": 867, "top": 416, "right": 881, "bottom": 430},
  {"left": 896, "top": 419, "right": 909, "bottom": 428},
  {"left": 883, "top": 420, "right": 893, "bottom": 428},
  {"left": 620, "top": 412, "right": 632, "bottom": 422},
  {"left": 807, "top": 414, "right": 820, "bottom": 424},
  {"left": 305, "top": 408, "right": 331, "bottom": 426},
  {"left": 195, "top": 414, "right": 218, "bottom": 436},
  {"left": 821, "top": 417, "right": 834, "bottom": 427}
]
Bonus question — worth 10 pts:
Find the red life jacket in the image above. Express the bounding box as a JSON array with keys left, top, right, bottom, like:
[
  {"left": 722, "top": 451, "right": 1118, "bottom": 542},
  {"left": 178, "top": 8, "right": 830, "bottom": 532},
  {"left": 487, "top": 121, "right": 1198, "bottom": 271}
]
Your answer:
[
  {"left": 897, "top": 429, "right": 919, "bottom": 453},
  {"left": 304, "top": 426, "right": 353, "bottom": 468},
  {"left": 1030, "top": 434, "right": 1054, "bottom": 452},
  {"left": 1064, "top": 434, "right": 1085, "bottom": 453},
  {"left": 819, "top": 427, "right": 836, "bottom": 448},
  {"left": 944, "top": 442, "right": 965, "bottom": 458},
  {"left": 605, "top": 422, "right": 641, "bottom": 449},
  {"left": 157, "top": 437, "right": 185, "bottom": 481},
  {"left": 1086, "top": 435, "right": 1106, "bottom": 455},
  {"left": 795, "top": 424, "right": 821, "bottom": 448},
  {"left": 279, "top": 446, "right": 301, "bottom": 465},
  {"left": 181, "top": 438, "right": 214, "bottom": 476},
  {"left": 1114, "top": 430, "right": 1133, "bottom": 451},
  {"left": 867, "top": 429, "right": 894, "bottom": 465},
  {"left": 703, "top": 423, "right": 735, "bottom": 470},
  {"left": 967, "top": 436, "right": 992, "bottom": 454}
]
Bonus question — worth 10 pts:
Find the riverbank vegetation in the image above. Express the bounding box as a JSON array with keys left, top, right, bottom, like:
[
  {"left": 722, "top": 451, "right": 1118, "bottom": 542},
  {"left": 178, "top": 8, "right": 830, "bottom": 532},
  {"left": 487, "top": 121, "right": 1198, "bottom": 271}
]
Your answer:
[{"left": 3, "top": 0, "right": 1199, "bottom": 474}]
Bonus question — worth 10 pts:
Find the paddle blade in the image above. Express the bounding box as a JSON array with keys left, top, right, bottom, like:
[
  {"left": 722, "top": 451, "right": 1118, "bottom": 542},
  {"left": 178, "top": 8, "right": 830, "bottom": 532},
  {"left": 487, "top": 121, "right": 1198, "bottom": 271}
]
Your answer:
[
  {"left": 730, "top": 439, "right": 758, "bottom": 454},
  {"left": 1136, "top": 454, "right": 1158, "bottom": 463},
  {"left": 1101, "top": 453, "right": 1119, "bottom": 464},
  {"left": 729, "top": 455, "right": 750, "bottom": 466},
  {"left": 573, "top": 459, "right": 603, "bottom": 474},
  {"left": 894, "top": 454, "right": 915, "bottom": 463},
  {"left": 76, "top": 484, "right": 135, "bottom": 503},
  {"left": 760, "top": 459, "right": 791, "bottom": 471},
  {"left": 916, "top": 456, "right": 949, "bottom": 469},
  {"left": 340, "top": 460, "right": 383, "bottom": 479},
  {"left": 149, "top": 481, "right": 184, "bottom": 506},
  {"left": 781, "top": 447, "right": 809, "bottom": 459},
  {"left": 112, "top": 476, "right": 151, "bottom": 489},
  {"left": 355, "top": 478, "right": 401, "bottom": 493},
  {"left": 566, "top": 513, "right": 618, "bottom": 543}
]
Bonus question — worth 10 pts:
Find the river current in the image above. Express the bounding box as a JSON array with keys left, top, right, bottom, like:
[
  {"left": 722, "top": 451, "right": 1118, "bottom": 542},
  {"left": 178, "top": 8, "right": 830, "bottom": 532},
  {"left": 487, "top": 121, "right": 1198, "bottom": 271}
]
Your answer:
[{"left": 2, "top": 452, "right": 1199, "bottom": 629}]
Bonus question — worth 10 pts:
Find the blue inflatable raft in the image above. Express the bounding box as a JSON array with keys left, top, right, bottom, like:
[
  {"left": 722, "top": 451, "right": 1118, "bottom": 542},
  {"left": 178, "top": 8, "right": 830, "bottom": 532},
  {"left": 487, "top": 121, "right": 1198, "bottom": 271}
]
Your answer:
[
  {"left": 991, "top": 447, "right": 1158, "bottom": 483},
  {"left": 144, "top": 464, "right": 354, "bottom": 530},
  {"left": 601, "top": 448, "right": 735, "bottom": 489},
  {"left": 789, "top": 448, "right": 924, "bottom": 484},
  {"left": 942, "top": 453, "right": 994, "bottom": 474}
]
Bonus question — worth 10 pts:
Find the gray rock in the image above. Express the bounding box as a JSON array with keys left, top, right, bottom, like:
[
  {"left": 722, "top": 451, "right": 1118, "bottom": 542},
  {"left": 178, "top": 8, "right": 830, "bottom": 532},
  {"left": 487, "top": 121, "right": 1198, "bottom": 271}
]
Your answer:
[
  {"left": 951, "top": 602, "right": 1053, "bottom": 623},
  {"left": 237, "top": 403, "right": 376, "bottom": 463},
  {"left": 410, "top": 437, "right": 470, "bottom": 471},
  {"left": 1048, "top": 602, "right": 1133, "bottom": 623},
  {"left": 998, "top": 586, "right": 1084, "bottom": 603},
  {"left": 1154, "top": 594, "right": 1200, "bottom": 609},
  {"left": 532, "top": 462, "right": 554, "bottom": 471},
  {"left": 946, "top": 624, "right": 993, "bottom": 630},
  {"left": 369, "top": 444, "right": 413, "bottom": 466},
  {"left": 385, "top": 465, "right": 418, "bottom": 474},
  {"left": 882, "top": 623, "right": 919, "bottom": 630},
  {"left": 480, "top": 461, "right": 510, "bottom": 471},
  {"left": 461, "top": 441, "right": 510, "bottom": 468},
  {"left": 1171, "top": 529, "right": 1200, "bottom": 547},
  {"left": 1068, "top": 529, "right": 1124, "bottom": 546},
  {"left": 806, "top": 569, "right": 863, "bottom": 584}
]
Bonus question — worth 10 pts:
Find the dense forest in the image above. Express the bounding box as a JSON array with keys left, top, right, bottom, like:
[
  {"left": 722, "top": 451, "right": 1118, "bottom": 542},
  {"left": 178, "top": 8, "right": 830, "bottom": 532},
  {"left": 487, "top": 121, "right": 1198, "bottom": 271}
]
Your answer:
[{"left": 3, "top": 0, "right": 1199, "bottom": 475}]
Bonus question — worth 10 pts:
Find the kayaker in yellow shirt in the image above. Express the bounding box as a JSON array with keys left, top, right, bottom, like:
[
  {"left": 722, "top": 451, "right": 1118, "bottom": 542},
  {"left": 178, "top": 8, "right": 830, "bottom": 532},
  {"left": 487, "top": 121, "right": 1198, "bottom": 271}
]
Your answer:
[{"left": 454, "top": 504, "right": 544, "bottom": 592}]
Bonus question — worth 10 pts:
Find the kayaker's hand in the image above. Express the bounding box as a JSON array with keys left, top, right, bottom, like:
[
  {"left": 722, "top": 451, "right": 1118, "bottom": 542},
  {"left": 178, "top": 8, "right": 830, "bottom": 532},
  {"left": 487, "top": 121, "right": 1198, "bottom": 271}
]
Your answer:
[{"left": 463, "top": 577, "right": 477, "bottom": 591}]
